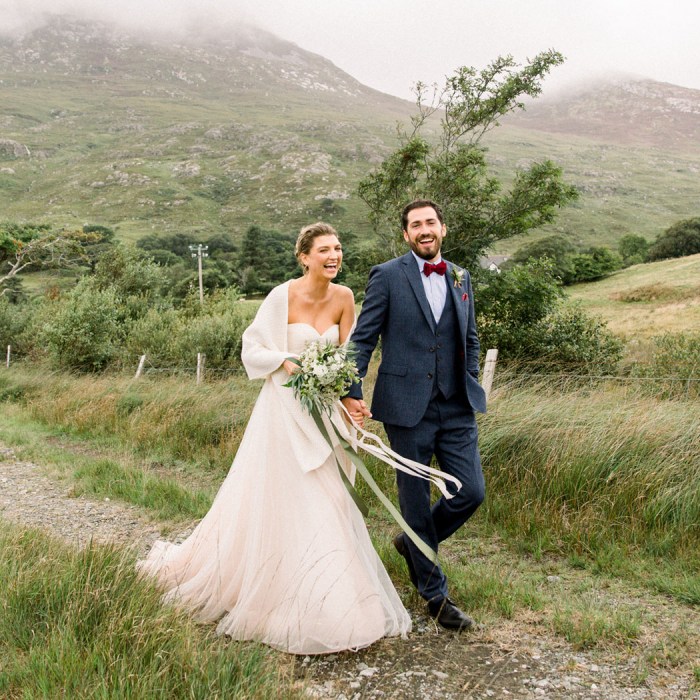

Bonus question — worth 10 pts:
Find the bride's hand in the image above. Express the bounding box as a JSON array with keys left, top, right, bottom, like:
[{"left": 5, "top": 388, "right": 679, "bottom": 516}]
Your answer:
[
  {"left": 283, "top": 359, "right": 300, "bottom": 375},
  {"left": 341, "top": 397, "right": 371, "bottom": 428}
]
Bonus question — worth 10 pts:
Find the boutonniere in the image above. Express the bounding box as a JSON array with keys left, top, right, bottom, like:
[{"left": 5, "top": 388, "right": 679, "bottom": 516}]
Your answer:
[{"left": 451, "top": 267, "right": 465, "bottom": 288}]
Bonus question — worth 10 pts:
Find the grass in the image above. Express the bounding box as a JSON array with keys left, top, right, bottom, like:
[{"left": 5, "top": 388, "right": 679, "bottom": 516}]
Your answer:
[
  {"left": 0, "top": 522, "right": 295, "bottom": 699},
  {"left": 565, "top": 252, "right": 700, "bottom": 339},
  {"left": 0, "top": 361, "right": 698, "bottom": 691},
  {"left": 1, "top": 363, "right": 698, "bottom": 605}
]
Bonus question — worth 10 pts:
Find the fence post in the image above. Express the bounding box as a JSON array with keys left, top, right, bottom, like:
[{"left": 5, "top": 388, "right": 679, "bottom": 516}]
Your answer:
[
  {"left": 134, "top": 354, "right": 146, "bottom": 379},
  {"left": 5, "top": 345, "right": 10, "bottom": 368},
  {"left": 196, "top": 353, "right": 206, "bottom": 385},
  {"left": 482, "top": 348, "right": 498, "bottom": 400}
]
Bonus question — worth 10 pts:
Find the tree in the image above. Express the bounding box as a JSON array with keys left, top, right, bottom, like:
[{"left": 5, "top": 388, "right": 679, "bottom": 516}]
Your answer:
[
  {"left": 235, "top": 225, "right": 297, "bottom": 295},
  {"left": 618, "top": 234, "right": 649, "bottom": 266},
  {"left": 646, "top": 218, "right": 700, "bottom": 261},
  {"left": 0, "top": 224, "right": 91, "bottom": 293},
  {"left": 511, "top": 234, "right": 576, "bottom": 283},
  {"left": 569, "top": 246, "right": 622, "bottom": 283},
  {"left": 358, "top": 52, "right": 579, "bottom": 267}
]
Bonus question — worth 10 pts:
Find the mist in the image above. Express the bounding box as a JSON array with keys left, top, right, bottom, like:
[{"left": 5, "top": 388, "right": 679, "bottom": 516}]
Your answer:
[{"left": 3, "top": 0, "right": 700, "bottom": 100}]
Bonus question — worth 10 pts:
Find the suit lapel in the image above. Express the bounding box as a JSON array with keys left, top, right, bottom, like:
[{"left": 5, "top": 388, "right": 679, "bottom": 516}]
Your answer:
[
  {"left": 446, "top": 261, "right": 467, "bottom": 342},
  {"left": 400, "top": 254, "right": 436, "bottom": 331}
]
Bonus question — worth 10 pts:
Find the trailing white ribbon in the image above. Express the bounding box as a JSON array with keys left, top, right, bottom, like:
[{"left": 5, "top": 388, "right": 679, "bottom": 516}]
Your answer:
[{"left": 312, "top": 403, "right": 462, "bottom": 565}]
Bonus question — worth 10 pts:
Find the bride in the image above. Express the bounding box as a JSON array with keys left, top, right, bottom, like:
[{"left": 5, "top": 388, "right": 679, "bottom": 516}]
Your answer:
[{"left": 138, "top": 222, "right": 412, "bottom": 654}]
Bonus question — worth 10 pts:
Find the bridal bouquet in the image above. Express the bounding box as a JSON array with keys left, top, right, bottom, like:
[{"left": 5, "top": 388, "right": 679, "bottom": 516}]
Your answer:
[{"left": 284, "top": 340, "right": 357, "bottom": 415}]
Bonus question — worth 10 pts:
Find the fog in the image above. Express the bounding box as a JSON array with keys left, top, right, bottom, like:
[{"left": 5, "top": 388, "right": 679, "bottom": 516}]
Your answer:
[{"left": 3, "top": 0, "right": 700, "bottom": 98}]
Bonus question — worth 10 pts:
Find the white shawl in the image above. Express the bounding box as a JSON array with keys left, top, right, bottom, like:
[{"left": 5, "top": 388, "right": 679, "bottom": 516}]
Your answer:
[{"left": 241, "top": 280, "right": 353, "bottom": 475}]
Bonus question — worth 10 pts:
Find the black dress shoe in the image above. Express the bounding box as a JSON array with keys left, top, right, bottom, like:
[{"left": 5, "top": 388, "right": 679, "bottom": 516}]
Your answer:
[
  {"left": 393, "top": 533, "right": 418, "bottom": 588},
  {"left": 427, "top": 598, "right": 474, "bottom": 631}
]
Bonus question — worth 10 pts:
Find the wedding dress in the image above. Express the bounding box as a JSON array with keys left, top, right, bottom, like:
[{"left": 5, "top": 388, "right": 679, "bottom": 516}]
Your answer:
[{"left": 138, "top": 285, "right": 411, "bottom": 654}]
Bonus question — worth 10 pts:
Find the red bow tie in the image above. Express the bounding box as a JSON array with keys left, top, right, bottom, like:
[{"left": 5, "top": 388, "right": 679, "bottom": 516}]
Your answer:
[{"left": 423, "top": 261, "right": 447, "bottom": 276}]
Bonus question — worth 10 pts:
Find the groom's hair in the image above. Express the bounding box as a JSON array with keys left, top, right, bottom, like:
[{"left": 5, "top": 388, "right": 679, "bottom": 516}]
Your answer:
[{"left": 401, "top": 199, "right": 444, "bottom": 231}]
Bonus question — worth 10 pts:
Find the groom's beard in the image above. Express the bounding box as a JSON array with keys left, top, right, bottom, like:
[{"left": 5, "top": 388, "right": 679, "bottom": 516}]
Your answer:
[{"left": 407, "top": 237, "right": 442, "bottom": 261}]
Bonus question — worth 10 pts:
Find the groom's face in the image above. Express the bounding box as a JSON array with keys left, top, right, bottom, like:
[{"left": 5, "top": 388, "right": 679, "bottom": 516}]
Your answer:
[{"left": 403, "top": 206, "right": 447, "bottom": 261}]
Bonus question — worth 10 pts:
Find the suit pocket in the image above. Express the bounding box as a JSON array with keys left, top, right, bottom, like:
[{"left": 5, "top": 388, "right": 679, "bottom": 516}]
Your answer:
[{"left": 378, "top": 362, "right": 408, "bottom": 377}]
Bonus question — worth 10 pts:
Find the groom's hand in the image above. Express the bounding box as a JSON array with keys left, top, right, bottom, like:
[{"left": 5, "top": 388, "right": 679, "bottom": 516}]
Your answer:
[{"left": 341, "top": 397, "right": 371, "bottom": 428}]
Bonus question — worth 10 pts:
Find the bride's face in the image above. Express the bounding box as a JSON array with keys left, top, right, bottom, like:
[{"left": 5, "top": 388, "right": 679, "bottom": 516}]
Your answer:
[{"left": 301, "top": 234, "right": 342, "bottom": 279}]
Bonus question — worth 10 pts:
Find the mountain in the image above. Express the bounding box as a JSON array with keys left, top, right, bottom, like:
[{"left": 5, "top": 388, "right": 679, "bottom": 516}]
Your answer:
[
  {"left": 0, "top": 15, "right": 412, "bottom": 240},
  {"left": 1, "top": 15, "right": 699, "bottom": 251},
  {"left": 504, "top": 77, "right": 700, "bottom": 152}
]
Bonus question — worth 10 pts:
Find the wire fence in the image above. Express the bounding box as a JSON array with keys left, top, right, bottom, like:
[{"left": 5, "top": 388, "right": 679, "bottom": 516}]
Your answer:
[{"left": 4, "top": 344, "right": 699, "bottom": 400}]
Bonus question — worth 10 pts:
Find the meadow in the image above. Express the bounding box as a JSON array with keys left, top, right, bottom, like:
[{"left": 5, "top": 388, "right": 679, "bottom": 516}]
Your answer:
[{"left": 0, "top": 257, "right": 699, "bottom": 696}]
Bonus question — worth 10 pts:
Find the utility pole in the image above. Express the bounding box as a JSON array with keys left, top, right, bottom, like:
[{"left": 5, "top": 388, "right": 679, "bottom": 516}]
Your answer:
[{"left": 189, "top": 244, "right": 209, "bottom": 305}]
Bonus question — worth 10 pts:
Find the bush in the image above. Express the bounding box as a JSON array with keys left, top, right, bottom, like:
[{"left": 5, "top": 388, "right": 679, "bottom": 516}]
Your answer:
[
  {"left": 618, "top": 234, "right": 649, "bottom": 267},
  {"left": 647, "top": 217, "right": 700, "bottom": 261},
  {"left": 124, "top": 288, "right": 254, "bottom": 371},
  {"left": 41, "top": 279, "right": 122, "bottom": 371},
  {"left": 632, "top": 333, "right": 700, "bottom": 399},
  {"left": 510, "top": 234, "right": 576, "bottom": 283},
  {"left": 534, "top": 304, "right": 624, "bottom": 373},
  {"left": 476, "top": 260, "right": 623, "bottom": 372},
  {"left": 569, "top": 246, "right": 622, "bottom": 283},
  {"left": 475, "top": 259, "right": 564, "bottom": 358}
]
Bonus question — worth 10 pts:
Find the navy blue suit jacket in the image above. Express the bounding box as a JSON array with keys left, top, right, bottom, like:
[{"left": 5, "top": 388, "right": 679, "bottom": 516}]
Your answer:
[{"left": 347, "top": 252, "right": 487, "bottom": 427}]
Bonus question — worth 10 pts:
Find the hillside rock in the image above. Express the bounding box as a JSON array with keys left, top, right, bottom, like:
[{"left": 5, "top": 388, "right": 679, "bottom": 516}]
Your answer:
[{"left": 0, "top": 139, "right": 30, "bottom": 159}]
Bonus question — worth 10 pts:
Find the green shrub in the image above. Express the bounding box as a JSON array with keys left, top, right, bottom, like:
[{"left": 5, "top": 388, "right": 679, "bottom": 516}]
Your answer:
[
  {"left": 41, "top": 279, "right": 122, "bottom": 371},
  {"left": 647, "top": 218, "right": 700, "bottom": 261},
  {"left": 535, "top": 304, "right": 624, "bottom": 373},
  {"left": 632, "top": 333, "right": 700, "bottom": 398},
  {"left": 475, "top": 261, "right": 622, "bottom": 372}
]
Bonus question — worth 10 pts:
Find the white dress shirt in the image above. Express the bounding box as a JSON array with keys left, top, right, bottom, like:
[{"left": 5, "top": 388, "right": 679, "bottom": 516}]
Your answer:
[{"left": 411, "top": 251, "right": 447, "bottom": 323}]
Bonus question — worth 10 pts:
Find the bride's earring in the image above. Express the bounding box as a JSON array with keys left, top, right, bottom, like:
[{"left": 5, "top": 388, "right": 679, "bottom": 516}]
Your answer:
[{"left": 337, "top": 263, "right": 343, "bottom": 273}]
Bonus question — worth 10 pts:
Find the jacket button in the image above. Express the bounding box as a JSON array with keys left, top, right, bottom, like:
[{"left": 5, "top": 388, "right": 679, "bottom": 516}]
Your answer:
[
  {"left": 429, "top": 346, "right": 435, "bottom": 352},
  {"left": 427, "top": 373, "right": 433, "bottom": 379}
]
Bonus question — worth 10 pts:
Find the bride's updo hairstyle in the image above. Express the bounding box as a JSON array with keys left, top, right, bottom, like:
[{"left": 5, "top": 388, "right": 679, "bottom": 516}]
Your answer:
[{"left": 295, "top": 222, "right": 340, "bottom": 274}]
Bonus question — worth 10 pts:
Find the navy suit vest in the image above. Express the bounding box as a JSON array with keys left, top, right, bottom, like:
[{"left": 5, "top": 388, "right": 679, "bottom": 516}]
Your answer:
[{"left": 433, "top": 284, "right": 461, "bottom": 400}]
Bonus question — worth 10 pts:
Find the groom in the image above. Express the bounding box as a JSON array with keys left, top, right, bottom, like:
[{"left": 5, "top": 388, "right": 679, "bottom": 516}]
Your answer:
[{"left": 342, "top": 199, "right": 486, "bottom": 631}]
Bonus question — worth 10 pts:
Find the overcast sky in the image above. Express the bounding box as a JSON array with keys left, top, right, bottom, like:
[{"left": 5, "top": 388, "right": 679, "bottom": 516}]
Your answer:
[{"left": 3, "top": 0, "right": 700, "bottom": 98}]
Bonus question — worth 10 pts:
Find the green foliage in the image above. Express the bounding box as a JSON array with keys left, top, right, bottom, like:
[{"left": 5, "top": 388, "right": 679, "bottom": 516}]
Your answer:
[
  {"left": 358, "top": 52, "right": 579, "bottom": 267},
  {"left": 41, "top": 279, "right": 122, "bottom": 371},
  {"left": 511, "top": 234, "right": 576, "bottom": 282},
  {"left": 568, "top": 246, "right": 622, "bottom": 283},
  {"left": 631, "top": 333, "right": 700, "bottom": 399},
  {"left": 618, "top": 234, "right": 649, "bottom": 266},
  {"left": 475, "top": 260, "right": 622, "bottom": 371},
  {"left": 93, "top": 245, "right": 165, "bottom": 304},
  {"left": 647, "top": 217, "right": 700, "bottom": 261},
  {"left": 124, "top": 287, "right": 253, "bottom": 371},
  {"left": 536, "top": 304, "right": 624, "bottom": 373},
  {"left": 236, "top": 225, "right": 297, "bottom": 295},
  {"left": 0, "top": 222, "right": 51, "bottom": 259}
]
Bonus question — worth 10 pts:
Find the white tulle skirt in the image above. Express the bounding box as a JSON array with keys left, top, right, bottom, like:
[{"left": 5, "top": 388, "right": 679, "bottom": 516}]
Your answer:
[{"left": 138, "top": 378, "right": 411, "bottom": 655}]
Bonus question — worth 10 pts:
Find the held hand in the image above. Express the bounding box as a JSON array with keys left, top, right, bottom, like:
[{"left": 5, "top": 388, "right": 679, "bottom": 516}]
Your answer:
[
  {"left": 283, "top": 359, "right": 300, "bottom": 375},
  {"left": 341, "top": 397, "right": 372, "bottom": 428}
]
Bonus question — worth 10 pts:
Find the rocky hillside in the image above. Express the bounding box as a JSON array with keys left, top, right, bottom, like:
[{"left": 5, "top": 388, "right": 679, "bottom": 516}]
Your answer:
[
  {"left": 505, "top": 77, "right": 700, "bottom": 152},
  {"left": 1, "top": 15, "right": 699, "bottom": 249},
  {"left": 0, "top": 15, "right": 411, "bottom": 239}
]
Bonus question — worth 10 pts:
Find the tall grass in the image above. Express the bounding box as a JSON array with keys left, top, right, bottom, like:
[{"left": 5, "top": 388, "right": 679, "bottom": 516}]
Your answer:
[
  {"left": 0, "top": 522, "right": 294, "bottom": 699},
  {"left": 1, "top": 364, "right": 698, "bottom": 600},
  {"left": 0, "top": 367, "right": 259, "bottom": 473},
  {"left": 480, "top": 376, "right": 699, "bottom": 561}
]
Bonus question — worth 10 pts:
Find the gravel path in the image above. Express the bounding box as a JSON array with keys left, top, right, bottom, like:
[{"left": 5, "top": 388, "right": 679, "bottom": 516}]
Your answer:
[
  {"left": 0, "top": 444, "right": 161, "bottom": 551},
  {"left": 1, "top": 442, "right": 698, "bottom": 699}
]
